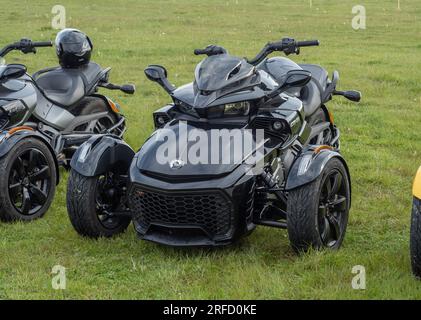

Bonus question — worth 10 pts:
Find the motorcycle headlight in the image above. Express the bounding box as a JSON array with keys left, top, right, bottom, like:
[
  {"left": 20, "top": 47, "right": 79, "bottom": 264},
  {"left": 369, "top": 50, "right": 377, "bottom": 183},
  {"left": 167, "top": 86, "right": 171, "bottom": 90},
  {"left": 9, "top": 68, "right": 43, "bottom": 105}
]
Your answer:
[
  {"left": 207, "top": 101, "right": 251, "bottom": 119},
  {"left": 223, "top": 101, "right": 250, "bottom": 116}
]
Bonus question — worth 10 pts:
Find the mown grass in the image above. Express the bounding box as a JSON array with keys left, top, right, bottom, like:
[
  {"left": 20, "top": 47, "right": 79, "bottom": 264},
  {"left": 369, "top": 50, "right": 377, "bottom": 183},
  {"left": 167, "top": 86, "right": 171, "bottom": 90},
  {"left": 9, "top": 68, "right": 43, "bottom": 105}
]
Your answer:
[{"left": 0, "top": 0, "right": 421, "bottom": 299}]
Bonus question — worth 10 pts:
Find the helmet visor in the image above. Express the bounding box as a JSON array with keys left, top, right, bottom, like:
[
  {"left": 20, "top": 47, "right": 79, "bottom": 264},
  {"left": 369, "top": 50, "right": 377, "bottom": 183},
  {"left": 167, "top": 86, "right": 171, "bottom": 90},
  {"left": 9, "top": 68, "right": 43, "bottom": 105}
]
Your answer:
[{"left": 60, "top": 40, "right": 91, "bottom": 56}]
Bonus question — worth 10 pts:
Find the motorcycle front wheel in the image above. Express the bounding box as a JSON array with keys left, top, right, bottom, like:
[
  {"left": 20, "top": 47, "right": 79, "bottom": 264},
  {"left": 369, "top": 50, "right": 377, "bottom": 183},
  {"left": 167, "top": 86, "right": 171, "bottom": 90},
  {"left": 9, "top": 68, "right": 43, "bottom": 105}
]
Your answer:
[
  {"left": 66, "top": 169, "right": 131, "bottom": 238},
  {"left": 286, "top": 158, "right": 350, "bottom": 254}
]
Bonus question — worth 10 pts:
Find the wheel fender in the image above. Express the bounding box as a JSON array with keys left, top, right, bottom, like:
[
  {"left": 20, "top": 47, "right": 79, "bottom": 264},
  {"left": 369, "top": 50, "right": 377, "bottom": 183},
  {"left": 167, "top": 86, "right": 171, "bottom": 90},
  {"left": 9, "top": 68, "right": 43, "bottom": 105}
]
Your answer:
[
  {"left": 285, "top": 149, "right": 351, "bottom": 196},
  {"left": 0, "top": 130, "right": 60, "bottom": 185},
  {"left": 413, "top": 167, "right": 421, "bottom": 200},
  {"left": 91, "top": 93, "right": 122, "bottom": 115},
  {"left": 70, "top": 134, "right": 135, "bottom": 177}
]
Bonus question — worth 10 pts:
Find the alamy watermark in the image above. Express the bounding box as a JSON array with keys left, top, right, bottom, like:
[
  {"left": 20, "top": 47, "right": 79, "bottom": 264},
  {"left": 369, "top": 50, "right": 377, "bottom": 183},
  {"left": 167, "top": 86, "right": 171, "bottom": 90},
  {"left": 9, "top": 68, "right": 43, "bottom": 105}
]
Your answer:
[
  {"left": 51, "top": 5, "right": 66, "bottom": 30},
  {"left": 351, "top": 265, "right": 366, "bottom": 290},
  {"left": 51, "top": 265, "right": 66, "bottom": 290},
  {"left": 352, "top": 5, "right": 366, "bottom": 30},
  {"left": 154, "top": 122, "right": 266, "bottom": 175}
]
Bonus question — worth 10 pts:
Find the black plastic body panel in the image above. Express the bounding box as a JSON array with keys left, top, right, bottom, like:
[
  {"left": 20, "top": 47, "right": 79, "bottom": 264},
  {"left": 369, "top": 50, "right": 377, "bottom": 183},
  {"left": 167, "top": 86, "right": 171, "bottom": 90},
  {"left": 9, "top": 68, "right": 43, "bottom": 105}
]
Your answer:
[
  {"left": 129, "top": 156, "right": 256, "bottom": 246},
  {"left": 70, "top": 135, "right": 135, "bottom": 177},
  {"left": 285, "top": 148, "right": 351, "bottom": 204}
]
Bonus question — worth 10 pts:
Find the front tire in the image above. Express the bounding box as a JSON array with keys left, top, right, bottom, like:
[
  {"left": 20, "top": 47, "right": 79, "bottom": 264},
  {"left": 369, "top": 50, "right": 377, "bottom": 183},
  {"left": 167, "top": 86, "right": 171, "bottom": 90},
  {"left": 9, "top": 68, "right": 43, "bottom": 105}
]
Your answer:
[
  {"left": 287, "top": 158, "right": 350, "bottom": 254},
  {"left": 66, "top": 169, "right": 131, "bottom": 238},
  {"left": 0, "top": 138, "right": 57, "bottom": 221},
  {"left": 410, "top": 197, "right": 421, "bottom": 279}
]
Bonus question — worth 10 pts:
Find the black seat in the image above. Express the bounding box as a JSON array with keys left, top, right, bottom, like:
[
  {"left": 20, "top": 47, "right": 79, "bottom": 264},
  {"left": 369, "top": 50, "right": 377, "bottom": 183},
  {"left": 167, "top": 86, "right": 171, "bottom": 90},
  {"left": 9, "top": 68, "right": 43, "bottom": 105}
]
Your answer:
[
  {"left": 299, "top": 64, "right": 328, "bottom": 91},
  {"left": 34, "top": 62, "right": 103, "bottom": 106}
]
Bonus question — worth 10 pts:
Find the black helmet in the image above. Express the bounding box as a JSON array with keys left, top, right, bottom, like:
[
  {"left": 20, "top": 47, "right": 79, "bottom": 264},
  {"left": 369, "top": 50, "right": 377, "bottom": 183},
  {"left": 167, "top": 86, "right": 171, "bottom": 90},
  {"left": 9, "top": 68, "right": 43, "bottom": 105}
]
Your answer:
[{"left": 55, "top": 28, "right": 93, "bottom": 68}]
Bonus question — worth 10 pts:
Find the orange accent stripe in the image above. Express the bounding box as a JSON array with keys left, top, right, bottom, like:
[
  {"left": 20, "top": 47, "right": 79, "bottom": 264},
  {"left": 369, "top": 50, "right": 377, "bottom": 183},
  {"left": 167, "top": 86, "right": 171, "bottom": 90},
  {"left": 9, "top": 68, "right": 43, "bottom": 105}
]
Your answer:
[
  {"left": 107, "top": 98, "right": 120, "bottom": 114},
  {"left": 8, "top": 126, "right": 34, "bottom": 135},
  {"left": 328, "top": 111, "right": 334, "bottom": 124},
  {"left": 314, "top": 145, "right": 333, "bottom": 154}
]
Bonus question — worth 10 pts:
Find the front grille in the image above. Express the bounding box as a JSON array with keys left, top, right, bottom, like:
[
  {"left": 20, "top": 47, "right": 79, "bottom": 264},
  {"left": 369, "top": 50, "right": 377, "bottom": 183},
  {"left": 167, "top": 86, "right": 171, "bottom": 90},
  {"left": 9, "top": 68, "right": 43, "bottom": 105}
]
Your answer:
[{"left": 130, "top": 186, "right": 232, "bottom": 239}]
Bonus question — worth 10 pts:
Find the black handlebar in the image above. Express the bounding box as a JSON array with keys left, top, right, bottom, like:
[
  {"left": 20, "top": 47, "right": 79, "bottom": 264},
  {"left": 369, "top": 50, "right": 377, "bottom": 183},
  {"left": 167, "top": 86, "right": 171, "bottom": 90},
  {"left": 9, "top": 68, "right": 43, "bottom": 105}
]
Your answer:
[
  {"left": 247, "top": 37, "right": 319, "bottom": 65},
  {"left": 194, "top": 49, "right": 208, "bottom": 56},
  {"left": 193, "top": 38, "right": 319, "bottom": 66},
  {"left": 32, "top": 41, "right": 53, "bottom": 48},
  {"left": 296, "top": 40, "right": 320, "bottom": 47},
  {"left": 0, "top": 39, "right": 53, "bottom": 57},
  {"left": 269, "top": 38, "right": 319, "bottom": 54},
  {"left": 194, "top": 45, "right": 228, "bottom": 57}
]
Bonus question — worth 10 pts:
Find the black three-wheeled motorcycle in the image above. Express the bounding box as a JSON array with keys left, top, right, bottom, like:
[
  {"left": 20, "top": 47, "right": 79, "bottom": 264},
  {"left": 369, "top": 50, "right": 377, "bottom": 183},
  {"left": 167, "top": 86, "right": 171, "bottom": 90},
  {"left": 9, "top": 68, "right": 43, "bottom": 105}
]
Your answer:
[
  {"left": 0, "top": 31, "right": 134, "bottom": 221},
  {"left": 67, "top": 37, "right": 361, "bottom": 253}
]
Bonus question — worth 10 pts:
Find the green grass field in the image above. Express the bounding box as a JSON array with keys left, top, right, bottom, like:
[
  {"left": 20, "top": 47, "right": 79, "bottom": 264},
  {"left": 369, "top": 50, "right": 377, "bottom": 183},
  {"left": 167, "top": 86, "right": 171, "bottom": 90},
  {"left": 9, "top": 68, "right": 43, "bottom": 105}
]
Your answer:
[{"left": 0, "top": 0, "right": 421, "bottom": 299}]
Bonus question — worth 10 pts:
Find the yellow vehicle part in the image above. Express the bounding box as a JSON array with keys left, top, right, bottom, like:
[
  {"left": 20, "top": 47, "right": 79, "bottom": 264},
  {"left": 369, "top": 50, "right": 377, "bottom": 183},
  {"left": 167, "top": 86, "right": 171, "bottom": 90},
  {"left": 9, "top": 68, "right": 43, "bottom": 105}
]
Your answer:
[{"left": 413, "top": 166, "right": 421, "bottom": 199}]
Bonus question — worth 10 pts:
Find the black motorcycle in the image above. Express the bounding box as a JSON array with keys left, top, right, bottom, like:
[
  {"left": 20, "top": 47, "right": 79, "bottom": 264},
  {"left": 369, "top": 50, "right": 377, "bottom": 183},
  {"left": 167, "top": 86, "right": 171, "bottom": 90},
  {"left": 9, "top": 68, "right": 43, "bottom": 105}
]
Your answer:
[
  {"left": 67, "top": 37, "right": 360, "bottom": 253},
  {"left": 0, "top": 38, "right": 134, "bottom": 221}
]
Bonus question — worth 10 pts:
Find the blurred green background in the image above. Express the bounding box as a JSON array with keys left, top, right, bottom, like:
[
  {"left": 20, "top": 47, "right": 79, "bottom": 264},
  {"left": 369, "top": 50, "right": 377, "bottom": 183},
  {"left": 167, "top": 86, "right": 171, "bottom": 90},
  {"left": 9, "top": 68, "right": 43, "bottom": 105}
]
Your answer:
[{"left": 0, "top": 0, "right": 421, "bottom": 299}]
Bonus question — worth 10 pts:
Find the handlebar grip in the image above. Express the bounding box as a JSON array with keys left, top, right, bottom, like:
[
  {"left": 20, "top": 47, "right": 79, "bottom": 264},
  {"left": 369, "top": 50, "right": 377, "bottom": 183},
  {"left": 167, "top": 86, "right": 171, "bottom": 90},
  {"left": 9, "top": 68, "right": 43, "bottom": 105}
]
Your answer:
[
  {"left": 270, "top": 40, "right": 284, "bottom": 50},
  {"left": 194, "top": 45, "right": 227, "bottom": 56},
  {"left": 32, "top": 41, "right": 53, "bottom": 47},
  {"left": 296, "top": 40, "right": 319, "bottom": 47},
  {"left": 194, "top": 49, "right": 205, "bottom": 55}
]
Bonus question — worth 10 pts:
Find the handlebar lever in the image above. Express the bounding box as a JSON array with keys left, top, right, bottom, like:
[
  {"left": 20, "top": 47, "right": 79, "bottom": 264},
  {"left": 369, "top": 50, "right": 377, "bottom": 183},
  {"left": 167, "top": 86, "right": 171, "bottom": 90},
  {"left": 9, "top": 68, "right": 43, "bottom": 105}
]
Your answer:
[
  {"left": 333, "top": 90, "right": 362, "bottom": 102},
  {"left": 99, "top": 82, "right": 136, "bottom": 94}
]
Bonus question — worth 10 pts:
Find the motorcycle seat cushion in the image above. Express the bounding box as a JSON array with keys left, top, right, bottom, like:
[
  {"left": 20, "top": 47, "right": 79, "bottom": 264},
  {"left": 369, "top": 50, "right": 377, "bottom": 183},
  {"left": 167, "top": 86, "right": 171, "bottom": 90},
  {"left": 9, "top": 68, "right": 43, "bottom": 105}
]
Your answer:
[{"left": 34, "top": 62, "right": 103, "bottom": 107}]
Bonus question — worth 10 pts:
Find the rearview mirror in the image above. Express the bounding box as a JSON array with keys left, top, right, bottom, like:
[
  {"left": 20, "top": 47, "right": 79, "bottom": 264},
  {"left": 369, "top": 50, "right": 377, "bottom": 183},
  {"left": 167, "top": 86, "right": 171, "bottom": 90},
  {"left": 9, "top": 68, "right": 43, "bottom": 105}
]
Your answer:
[
  {"left": 284, "top": 69, "right": 312, "bottom": 88},
  {"left": 0, "top": 64, "right": 27, "bottom": 82},
  {"left": 144, "top": 65, "right": 175, "bottom": 94},
  {"left": 266, "top": 69, "right": 312, "bottom": 100},
  {"left": 144, "top": 65, "right": 168, "bottom": 82}
]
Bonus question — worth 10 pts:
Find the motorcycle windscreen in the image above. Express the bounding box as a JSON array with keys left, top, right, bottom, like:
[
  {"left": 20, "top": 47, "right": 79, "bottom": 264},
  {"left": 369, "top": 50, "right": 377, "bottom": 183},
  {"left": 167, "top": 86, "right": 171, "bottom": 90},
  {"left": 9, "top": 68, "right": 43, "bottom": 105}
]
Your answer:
[
  {"left": 136, "top": 121, "right": 264, "bottom": 178},
  {"left": 194, "top": 54, "right": 255, "bottom": 92}
]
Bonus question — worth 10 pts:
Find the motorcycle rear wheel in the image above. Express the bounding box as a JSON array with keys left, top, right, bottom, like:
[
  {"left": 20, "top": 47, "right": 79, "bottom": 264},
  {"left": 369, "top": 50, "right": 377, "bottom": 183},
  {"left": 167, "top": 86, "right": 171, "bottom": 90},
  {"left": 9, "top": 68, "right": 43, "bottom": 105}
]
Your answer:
[{"left": 0, "top": 138, "right": 57, "bottom": 221}]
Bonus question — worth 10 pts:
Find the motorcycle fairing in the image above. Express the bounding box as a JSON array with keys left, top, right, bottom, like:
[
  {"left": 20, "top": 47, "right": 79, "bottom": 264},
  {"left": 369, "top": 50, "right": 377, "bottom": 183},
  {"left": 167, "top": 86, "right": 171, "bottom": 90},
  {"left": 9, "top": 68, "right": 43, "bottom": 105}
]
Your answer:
[{"left": 194, "top": 54, "right": 255, "bottom": 91}]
